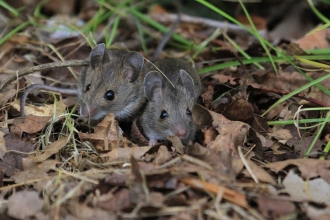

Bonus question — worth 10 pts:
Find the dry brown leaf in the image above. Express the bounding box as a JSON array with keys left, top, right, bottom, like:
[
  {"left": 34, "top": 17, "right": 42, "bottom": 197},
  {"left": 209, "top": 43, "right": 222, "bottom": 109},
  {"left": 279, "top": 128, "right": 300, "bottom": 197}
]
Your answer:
[
  {"left": 257, "top": 197, "right": 296, "bottom": 219},
  {"left": 154, "top": 145, "right": 172, "bottom": 166},
  {"left": 68, "top": 201, "right": 116, "bottom": 219},
  {"left": 282, "top": 170, "right": 330, "bottom": 205},
  {"left": 209, "top": 111, "right": 249, "bottom": 155},
  {"left": 2, "top": 133, "right": 35, "bottom": 176},
  {"left": 193, "top": 104, "right": 250, "bottom": 155},
  {"left": 180, "top": 178, "right": 248, "bottom": 208},
  {"left": 304, "top": 203, "right": 330, "bottom": 220},
  {"left": 0, "top": 87, "right": 16, "bottom": 108},
  {"left": 264, "top": 159, "right": 330, "bottom": 184},
  {"left": 11, "top": 159, "right": 59, "bottom": 185},
  {"left": 166, "top": 135, "right": 184, "bottom": 154},
  {"left": 7, "top": 190, "right": 44, "bottom": 219},
  {"left": 95, "top": 188, "right": 130, "bottom": 212},
  {"left": 79, "top": 114, "right": 137, "bottom": 151},
  {"left": 32, "top": 136, "right": 70, "bottom": 162},
  {"left": 186, "top": 142, "right": 236, "bottom": 181},
  {"left": 10, "top": 99, "right": 67, "bottom": 117},
  {"left": 101, "top": 146, "right": 151, "bottom": 161},
  {"left": 268, "top": 129, "right": 293, "bottom": 141},
  {"left": 295, "top": 26, "right": 330, "bottom": 50},
  {"left": 10, "top": 114, "right": 51, "bottom": 137},
  {"left": 0, "top": 131, "right": 7, "bottom": 160},
  {"left": 242, "top": 161, "right": 276, "bottom": 185}
]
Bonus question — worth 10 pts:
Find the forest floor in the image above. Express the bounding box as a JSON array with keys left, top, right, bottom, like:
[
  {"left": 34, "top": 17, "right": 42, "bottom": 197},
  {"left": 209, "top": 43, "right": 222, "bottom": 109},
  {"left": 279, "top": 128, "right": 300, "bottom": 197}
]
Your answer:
[{"left": 1, "top": 0, "right": 330, "bottom": 219}]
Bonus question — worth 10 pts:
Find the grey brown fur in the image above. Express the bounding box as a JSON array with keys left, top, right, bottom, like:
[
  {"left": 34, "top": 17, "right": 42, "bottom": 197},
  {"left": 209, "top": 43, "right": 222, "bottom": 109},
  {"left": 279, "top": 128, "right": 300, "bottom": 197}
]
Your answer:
[
  {"left": 139, "top": 58, "right": 202, "bottom": 146},
  {"left": 78, "top": 43, "right": 146, "bottom": 124}
]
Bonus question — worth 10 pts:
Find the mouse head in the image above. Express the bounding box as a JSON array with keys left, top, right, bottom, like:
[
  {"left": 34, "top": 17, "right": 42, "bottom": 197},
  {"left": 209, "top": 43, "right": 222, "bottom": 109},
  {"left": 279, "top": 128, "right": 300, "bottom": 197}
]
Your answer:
[
  {"left": 142, "top": 69, "right": 197, "bottom": 144},
  {"left": 78, "top": 43, "right": 145, "bottom": 123}
]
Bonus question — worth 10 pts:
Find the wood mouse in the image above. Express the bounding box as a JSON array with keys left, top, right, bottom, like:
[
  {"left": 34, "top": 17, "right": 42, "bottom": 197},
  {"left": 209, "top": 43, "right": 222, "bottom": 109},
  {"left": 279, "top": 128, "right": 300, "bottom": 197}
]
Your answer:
[
  {"left": 78, "top": 43, "right": 146, "bottom": 124},
  {"left": 138, "top": 58, "right": 202, "bottom": 146},
  {"left": 20, "top": 43, "right": 146, "bottom": 124}
]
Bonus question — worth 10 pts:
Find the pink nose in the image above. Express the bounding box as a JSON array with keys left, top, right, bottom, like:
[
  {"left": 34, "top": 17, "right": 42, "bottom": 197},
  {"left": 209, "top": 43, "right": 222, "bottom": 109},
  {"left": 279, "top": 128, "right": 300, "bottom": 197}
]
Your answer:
[
  {"left": 176, "top": 129, "right": 187, "bottom": 138},
  {"left": 80, "top": 106, "right": 95, "bottom": 120}
]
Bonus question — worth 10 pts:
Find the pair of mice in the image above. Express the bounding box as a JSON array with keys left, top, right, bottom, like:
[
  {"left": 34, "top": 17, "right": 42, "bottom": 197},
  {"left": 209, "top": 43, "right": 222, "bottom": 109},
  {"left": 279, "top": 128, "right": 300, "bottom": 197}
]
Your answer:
[{"left": 22, "top": 43, "right": 202, "bottom": 146}]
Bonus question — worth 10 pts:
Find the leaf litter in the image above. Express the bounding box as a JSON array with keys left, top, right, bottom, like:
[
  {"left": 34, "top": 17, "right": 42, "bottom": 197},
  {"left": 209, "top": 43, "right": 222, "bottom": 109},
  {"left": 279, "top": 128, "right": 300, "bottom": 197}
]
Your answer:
[{"left": 0, "top": 1, "right": 330, "bottom": 219}]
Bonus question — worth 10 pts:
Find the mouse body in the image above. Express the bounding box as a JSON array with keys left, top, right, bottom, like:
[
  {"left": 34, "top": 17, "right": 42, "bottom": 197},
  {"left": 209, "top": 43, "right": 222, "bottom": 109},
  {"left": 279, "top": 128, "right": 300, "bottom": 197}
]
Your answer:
[
  {"left": 78, "top": 43, "right": 147, "bottom": 124},
  {"left": 139, "top": 58, "right": 202, "bottom": 146}
]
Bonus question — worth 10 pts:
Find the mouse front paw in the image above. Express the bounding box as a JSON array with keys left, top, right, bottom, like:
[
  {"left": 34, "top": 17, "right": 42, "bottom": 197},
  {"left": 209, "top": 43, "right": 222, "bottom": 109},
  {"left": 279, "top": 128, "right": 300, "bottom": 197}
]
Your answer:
[{"left": 149, "top": 139, "right": 158, "bottom": 146}]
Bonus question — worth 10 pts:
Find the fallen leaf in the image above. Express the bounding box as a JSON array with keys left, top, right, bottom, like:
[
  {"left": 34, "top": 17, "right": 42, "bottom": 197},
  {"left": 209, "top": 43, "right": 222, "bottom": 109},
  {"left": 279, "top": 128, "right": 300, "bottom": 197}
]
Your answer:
[
  {"left": 295, "top": 26, "right": 330, "bottom": 50},
  {"left": 31, "top": 136, "right": 70, "bottom": 162},
  {"left": 268, "top": 129, "right": 293, "bottom": 141},
  {"left": 282, "top": 170, "right": 330, "bottom": 205},
  {"left": 68, "top": 201, "right": 116, "bottom": 219},
  {"left": 0, "top": 131, "right": 7, "bottom": 160},
  {"left": 10, "top": 115, "right": 51, "bottom": 137},
  {"left": 154, "top": 145, "right": 172, "bottom": 166},
  {"left": 11, "top": 160, "right": 59, "bottom": 191},
  {"left": 166, "top": 135, "right": 184, "bottom": 154},
  {"left": 79, "top": 114, "right": 137, "bottom": 151},
  {"left": 264, "top": 159, "right": 330, "bottom": 184},
  {"left": 10, "top": 98, "right": 67, "bottom": 117},
  {"left": 257, "top": 196, "right": 296, "bottom": 219},
  {"left": 304, "top": 202, "right": 330, "bottom": 220},
  {"left": 95, "top": 188, "right": 130, "bottom": 212},
  {"left": 2, "top": 133, "right": 35, "bottom": 176},
  {"left": 100, "top": 146, "right": 151, "bottom": 161},
  {"left": 242, "top": 161, "right": 276, "bottom": 185},
  {"left": 7, "top": 190, "right": 44, "bottom": 219}
]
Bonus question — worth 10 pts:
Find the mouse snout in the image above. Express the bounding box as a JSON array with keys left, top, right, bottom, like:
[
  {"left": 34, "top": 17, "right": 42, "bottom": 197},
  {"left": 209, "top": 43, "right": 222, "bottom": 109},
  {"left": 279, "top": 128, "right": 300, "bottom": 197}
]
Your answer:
[
  {"left": 175, "top": 128, "right": 187, "bottom": 139},
  {"left": 80, "top": 106, "right": 96, "bottom": 120}
]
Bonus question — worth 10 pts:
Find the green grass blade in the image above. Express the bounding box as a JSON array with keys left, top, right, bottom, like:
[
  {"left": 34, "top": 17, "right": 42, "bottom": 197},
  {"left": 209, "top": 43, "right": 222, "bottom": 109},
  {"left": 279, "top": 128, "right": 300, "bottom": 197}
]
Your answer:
[
  {"left": 106, "top": 16, "right": 120, "bottom": 47},
  {"left": 305, "top": 110, "right": 330, "bottom": 157},
  {"left": 268, "top": 118, "right": 330, "bottom": 125},
  {"left": 307, "top": 0, "right": 330, "bottom": 23},
  {"left": 197, "top": 0, "right": 330, "bottom": 97},
  {"left": 0, "top": 1, "right": 19, "bottom": 17},
  {"left": 222, "top": 32, "right": 264, "bottom": 70},
  {"left": 0, "top": 21, "right": 32, "bottom": 46},
  {"left": 130, "top": 8, "right": 197, "bottom": 49},
  {"left": 135, "top": 17, "right": 149, "bottom": 55},
  {"left": 262, "top": 73, "right": 330, "bottom": 116},
  {"left": 237, "top": 0, "right": 276, "bottom": 73},
  {"left": 198, "top": 54, "right": 330, "bottom": 74}
]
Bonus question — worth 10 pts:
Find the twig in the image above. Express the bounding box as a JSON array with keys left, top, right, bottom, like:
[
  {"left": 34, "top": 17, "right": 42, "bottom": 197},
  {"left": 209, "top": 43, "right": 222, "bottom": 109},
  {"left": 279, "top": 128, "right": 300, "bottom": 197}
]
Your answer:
[
  {"left": 0, "top": 60, "right": 90, "bottom": 92},
  {"left": 150, "top": 13, "right": 266, "bottom": 38},
  {"left": 180, "top": 178, "right": 249, "bottom": 208}
]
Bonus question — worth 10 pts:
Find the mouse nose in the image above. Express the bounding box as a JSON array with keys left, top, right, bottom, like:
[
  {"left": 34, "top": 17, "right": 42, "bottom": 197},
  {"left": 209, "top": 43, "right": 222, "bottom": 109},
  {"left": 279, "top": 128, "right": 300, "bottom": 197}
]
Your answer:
[
  {"left": 80, "top": 106, "right": 95, "bottom": 120},
  {"left": 176, "top": 129, "right": 187, "bottom": 138}
]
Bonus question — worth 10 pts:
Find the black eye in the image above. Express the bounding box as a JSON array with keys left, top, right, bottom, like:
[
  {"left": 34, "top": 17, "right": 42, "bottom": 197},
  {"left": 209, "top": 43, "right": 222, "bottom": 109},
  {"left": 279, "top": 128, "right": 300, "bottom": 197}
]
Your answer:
[
  {"left": 186, "top": 108, "right": 192, "bottom": 116},
  {"left": 104, "top": 90, "right": 115, "bottom": 101},
  {"left": 86, "top": 84, "right": 91, "bottom": 92},
  {"left": 160, "top": 110, "right": 169, "bottom": 119}
]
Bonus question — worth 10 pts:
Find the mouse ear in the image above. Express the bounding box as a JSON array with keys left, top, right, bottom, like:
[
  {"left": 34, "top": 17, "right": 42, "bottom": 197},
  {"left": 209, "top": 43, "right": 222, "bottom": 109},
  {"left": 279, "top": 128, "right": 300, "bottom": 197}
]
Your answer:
[
  {"left": 144, "top": 71, "right": 163, "bottom": 101},
  {"left": 122, "top": 52, "right": 144, "bottom": 82},
  {"left": 179, "top": 69, "right": 195, "bottom": 97},
  {"left": 90, "top": 43, "right": 110, "bottom": 69}
]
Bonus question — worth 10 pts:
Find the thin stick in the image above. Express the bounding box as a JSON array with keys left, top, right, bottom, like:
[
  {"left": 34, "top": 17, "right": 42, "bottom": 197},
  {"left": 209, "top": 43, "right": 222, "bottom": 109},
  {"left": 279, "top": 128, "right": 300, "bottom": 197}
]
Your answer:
[{"left": 0, "top": 60, "right": 89, "bottom": 92}]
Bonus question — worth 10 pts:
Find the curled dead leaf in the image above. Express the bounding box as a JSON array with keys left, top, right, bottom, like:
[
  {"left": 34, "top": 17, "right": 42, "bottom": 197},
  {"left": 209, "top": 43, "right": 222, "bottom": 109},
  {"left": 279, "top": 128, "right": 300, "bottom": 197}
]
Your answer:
[{"left": 10, "top": 115, "right": 51, "bottom": 137}]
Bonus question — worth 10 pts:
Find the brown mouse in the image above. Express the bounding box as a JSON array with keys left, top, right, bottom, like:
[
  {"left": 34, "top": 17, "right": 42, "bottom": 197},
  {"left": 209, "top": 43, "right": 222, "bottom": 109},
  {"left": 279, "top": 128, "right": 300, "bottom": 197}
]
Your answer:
[
  {"left": 138, "top": 58, "right": 202, "bottom": 146},
  {"left": 78, "top": 43, "right": 146, "bottom": 124},
  {"left": 20, "top": 43, "right": 147, "bottom": 124}
]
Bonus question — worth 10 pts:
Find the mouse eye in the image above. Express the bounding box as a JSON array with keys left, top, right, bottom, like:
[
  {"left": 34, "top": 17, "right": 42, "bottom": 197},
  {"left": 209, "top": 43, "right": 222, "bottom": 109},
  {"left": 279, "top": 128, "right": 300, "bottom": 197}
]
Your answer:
[
  {"left": 104, "top": 90, "right": 115, "bottom": 101},
  {"left": 160, "top": 110, "right": 169, "bottom": 119},
  {"left": 86, "top": 84, "right": 91, "bottom": 92},
  {"left": 186, "top": 108, "right": 192, "bottom": 116}
]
